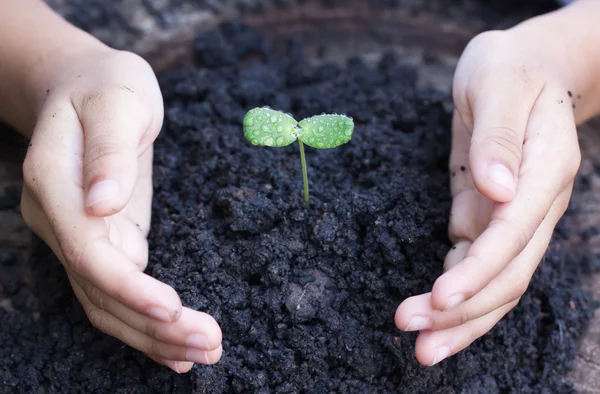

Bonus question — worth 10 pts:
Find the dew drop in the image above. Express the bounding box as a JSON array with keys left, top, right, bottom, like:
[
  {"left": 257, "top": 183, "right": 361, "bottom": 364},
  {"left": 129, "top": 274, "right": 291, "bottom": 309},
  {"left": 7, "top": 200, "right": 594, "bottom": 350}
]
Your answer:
[
  {"left": 276, "top": 136, "right": 285, "bottom": 145},
  {"left": 263, "top": 137, "right": 274, "bottom": 146}
]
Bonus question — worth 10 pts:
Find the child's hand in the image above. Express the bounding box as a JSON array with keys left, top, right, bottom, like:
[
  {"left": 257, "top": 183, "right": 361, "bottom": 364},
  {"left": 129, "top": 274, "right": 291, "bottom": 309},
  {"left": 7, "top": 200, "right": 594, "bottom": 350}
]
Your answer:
[
  {"left": 395, "top": 26, "right": 583, "bottom": 365},
  {"left": 20, "top": 46, "right": 222, "bottom": 373}
]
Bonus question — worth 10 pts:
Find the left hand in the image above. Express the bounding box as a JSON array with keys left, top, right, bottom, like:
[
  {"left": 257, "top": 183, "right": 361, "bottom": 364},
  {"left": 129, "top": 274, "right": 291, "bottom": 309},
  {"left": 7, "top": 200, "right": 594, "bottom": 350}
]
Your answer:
[{"left": 394, "top": 29, "right": 581, "bottom": 366}]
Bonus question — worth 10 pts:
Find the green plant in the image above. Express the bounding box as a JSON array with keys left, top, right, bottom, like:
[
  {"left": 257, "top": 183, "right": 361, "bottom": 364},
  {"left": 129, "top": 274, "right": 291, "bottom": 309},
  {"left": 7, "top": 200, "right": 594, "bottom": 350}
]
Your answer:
[{"left": 243, "top": 107, "right": 354, "bottom": 208}]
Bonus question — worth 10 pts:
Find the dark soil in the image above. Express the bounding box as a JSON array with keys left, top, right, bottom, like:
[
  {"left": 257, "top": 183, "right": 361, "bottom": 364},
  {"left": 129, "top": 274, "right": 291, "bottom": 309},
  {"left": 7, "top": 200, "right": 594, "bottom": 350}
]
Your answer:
[{"left": 0, "top": 21, "right": 595, "bottom": 394}]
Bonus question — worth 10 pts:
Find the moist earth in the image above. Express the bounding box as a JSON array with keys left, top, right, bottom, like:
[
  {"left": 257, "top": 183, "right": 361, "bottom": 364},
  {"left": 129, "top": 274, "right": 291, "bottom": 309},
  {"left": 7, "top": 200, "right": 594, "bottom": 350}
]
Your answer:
[{"left": 0, "top": 22, "right": 595, "bottom": 393}]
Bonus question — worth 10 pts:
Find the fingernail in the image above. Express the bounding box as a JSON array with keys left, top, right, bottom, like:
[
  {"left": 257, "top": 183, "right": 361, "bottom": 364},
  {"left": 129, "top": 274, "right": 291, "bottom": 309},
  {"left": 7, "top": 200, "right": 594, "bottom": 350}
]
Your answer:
[
  {"left": 87, "top": 180, "right": 119, "bottom": 207},
  {"left": 147, "top": 307, "right": 172, "bottom": 322},
  {"left": 186, "top": 334, "right": 209, "bottom": 350},
  {"left": 186, "top": 349, "right": 210, "bottom": 364},
  {"left": 445, "top": 294, "right": 465, "bottom": 310},
  {"left": 432, "top": 346, "right": 451, "bottom": 365},
  {"left": 405, "top": 316, "right": 432, "bottom": 331},
  {"left": 487, "top": 164, "right": 515, "bottom": 191}
]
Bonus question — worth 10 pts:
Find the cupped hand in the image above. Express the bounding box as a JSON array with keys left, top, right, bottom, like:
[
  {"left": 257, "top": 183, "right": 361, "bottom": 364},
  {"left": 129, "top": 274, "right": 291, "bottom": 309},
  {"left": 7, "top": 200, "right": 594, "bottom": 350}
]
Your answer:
[
  {"left": 395, "top": 30, "right": 580, "bottom": 365},
  {"left": 20, "top": 46, "right": 222, "bottom": 372}
]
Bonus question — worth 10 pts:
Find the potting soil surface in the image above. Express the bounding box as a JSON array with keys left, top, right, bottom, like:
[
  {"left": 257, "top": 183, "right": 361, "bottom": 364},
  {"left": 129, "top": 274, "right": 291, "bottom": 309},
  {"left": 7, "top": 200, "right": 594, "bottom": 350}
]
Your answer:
[{"left": 0, "top": 22, "right": 595, "bottom": 393}]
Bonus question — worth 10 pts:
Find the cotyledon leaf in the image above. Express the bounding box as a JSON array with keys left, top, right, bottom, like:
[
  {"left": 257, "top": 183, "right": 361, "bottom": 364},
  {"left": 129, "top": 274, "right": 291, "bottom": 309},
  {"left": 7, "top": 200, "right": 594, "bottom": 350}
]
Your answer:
[
  {"left": 298, "top": 114, "right": 354, "bottom": 149},
  {"left": 243, "top": 107, "right": 298, "bottom": 147}
]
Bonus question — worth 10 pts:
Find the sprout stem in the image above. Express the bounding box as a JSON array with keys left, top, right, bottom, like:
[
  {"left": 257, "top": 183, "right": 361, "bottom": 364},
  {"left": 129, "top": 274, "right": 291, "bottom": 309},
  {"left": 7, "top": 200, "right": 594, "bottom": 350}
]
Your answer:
[{"left": 298, "top": 140, "right": 309, "bottom": 208}]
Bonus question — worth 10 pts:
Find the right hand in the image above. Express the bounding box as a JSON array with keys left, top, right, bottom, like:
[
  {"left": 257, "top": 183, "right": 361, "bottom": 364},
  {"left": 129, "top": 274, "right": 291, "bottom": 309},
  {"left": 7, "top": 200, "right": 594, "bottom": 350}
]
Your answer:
[{"left": 21, "top": 44, "right": 222, "bottom": 373}]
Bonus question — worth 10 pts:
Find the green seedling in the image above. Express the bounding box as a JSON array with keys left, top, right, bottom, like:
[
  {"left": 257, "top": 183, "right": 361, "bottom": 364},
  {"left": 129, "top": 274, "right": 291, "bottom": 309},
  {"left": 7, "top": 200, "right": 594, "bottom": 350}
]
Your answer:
[{"left": 243, "top": 107, "right": 354, "bottom": 208}]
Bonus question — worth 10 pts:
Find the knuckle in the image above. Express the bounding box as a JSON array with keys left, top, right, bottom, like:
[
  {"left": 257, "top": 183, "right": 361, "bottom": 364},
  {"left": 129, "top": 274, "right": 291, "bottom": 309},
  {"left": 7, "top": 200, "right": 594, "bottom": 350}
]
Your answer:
[
  {"left": 567, "top": 149, "right": 581, "bottom": 179},
  {"left": 470, "top": 30, "right": 507, "bottom": 48},
  {"left": 458, "top": 305, "right": 471, "bottom": 325},
  {"left": 20, "top": 200, "right": 40, "bottom": 236},
  {"left": 87, "top": 307, "right": 109, "bottom": 334},
  {"left": 114, "top": 50, "right": 150, "bottom": 70},
  {"left": 22, "top": 154, "right": 36, "bottom": 179},
  {"left": 145, "top": 320, "right": 160, "bottom": 341},
  {"left": 83, "top": 282, "right": 105, "bottom": 310},
  {"left": 147, "top": 338, "right": 162, "bottom": 357},
  {"left": 557, "top": 194, "right": 572, "bottom": 215},
  {"left": 62, "top": 241, "right": 89, "bottom": 275},
  {"left": 448, "top": 214, "right": 478, "bottom": 245},
  {"left": 510, "top": 277, "right": 530, "bottom": 300},
  {"left": 22, "top": 153, "right": 43, "bottom": 191},
  {"left": 475, "top": 127, "right": 523, "bottom": 163},
  {"left": 465, "top": 68, "right": 490, "bottom": 101},
  {"left": 464, "top": 31, "right": 507, "bottom": 65},
  {"left": 80, "top": 89, "right": 109, "bottom": 114},
  {"left": 84, "top": 134, "right": 128, "bottom": 170},
  {"left": 490, "top": 217, "right": 530, "bottom": 252}
]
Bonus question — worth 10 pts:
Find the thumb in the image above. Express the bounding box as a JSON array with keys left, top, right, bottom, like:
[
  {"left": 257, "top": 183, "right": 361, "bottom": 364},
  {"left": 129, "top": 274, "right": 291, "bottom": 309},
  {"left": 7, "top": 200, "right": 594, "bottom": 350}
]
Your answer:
[
  {"left": 463, "top": 73, "right": 544, "bottom": 202},
  {"left": 79, "top": 91, "right": 155, "bottom": 216}
]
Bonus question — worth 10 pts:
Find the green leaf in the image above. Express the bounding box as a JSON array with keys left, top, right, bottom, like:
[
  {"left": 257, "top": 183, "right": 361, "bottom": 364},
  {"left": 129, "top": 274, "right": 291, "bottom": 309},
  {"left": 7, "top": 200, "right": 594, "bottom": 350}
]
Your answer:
[
  {"left": 243, "top": 107, "right": 298, "bottom": 147},
  {"left": 298, "top": 114, "right": 354, "bottom": 149}
]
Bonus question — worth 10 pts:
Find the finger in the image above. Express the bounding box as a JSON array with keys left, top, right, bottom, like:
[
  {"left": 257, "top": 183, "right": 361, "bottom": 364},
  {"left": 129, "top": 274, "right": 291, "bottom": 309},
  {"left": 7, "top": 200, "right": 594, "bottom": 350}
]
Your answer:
[
  {"left": 434, "top": 189, "right": 570, "bottom": 328},
  {"left": 447, "top": 187, "right": 493, "bottom": 245},
  {"left": 71, "top": 277, "right": 223, "bottom": 365},
  {"left": 106, "top": 214, "right": 149, "bottom": 271},
  {"left": 24, "top": 107, "right": 181, "bottom": 322},
  {"left": 443, "top": 240, "right": 470, "bottom": 272},
  {"left": 448, "top": 113, "right": 494, "bottom": 244},
  {"left": 395, "top": 293, "right": 434, "bottom": 332},
  {"left": 120, "top": 147, "right": 153, "bottom": 236},
  {"left": 398, "top": 187, "right": 571, "bottom": 331},
  {"left": 68, "top": 239, "right": 181, "bottom": 322},
  {"left": 414, "top": 300, "right": 518, "bottom": 366},
  {"left": 74, "top": 88, "right": 158, "bottom": 216},
  {"left": 80, "top": 281, "right": 222, "bottom": 350},
  {"left": 146, "top": 354, "right": 194, "bottom": 374},
  {"left": 463, "top": 64, "right": 546, "bottom": 202},
  {"left": 431, "top": 87, "right": 579, "bottom": 310},
  {"left": 23, "top": 194, "right": 213, "bottom": 369},
  {"left": 449, "top": 112, "right": 475, "bottom": 197},
  {"left": 24, "top": 169, "right": 148, "bottom": 272}
]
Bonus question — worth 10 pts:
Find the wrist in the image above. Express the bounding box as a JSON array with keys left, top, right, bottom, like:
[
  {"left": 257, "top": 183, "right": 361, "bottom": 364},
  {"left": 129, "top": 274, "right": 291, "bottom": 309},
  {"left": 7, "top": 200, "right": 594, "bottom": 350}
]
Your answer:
[
  {"left": 0, "top": 0, "right": 109, "bottom": 136},
  {"left": 509, "top": 1, "right": 600, "bottom": 123},
  {"left": 24, "top": 34, "right": 109, "bottom": 112}
]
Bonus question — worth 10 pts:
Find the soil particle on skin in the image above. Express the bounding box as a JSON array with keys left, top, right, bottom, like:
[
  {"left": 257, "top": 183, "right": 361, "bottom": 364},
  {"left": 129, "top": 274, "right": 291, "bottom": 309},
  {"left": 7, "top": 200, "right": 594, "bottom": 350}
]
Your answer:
[{"left": 0, "top": 22, "right": 594, "bottom": 393}]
